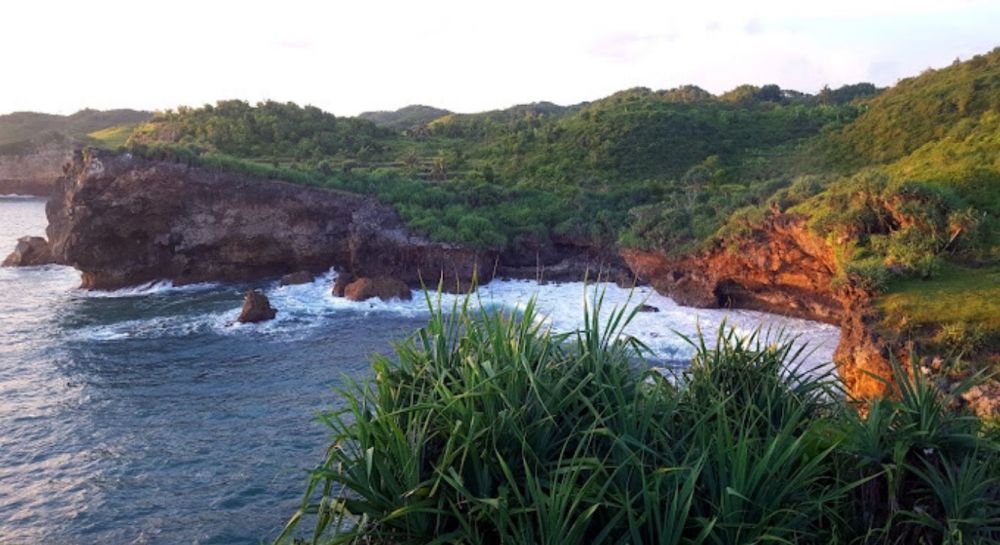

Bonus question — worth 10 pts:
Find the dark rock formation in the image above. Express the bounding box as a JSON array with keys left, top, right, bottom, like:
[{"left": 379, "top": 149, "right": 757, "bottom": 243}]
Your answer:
[
  {"left": 331, "top": 272, "right": 355, "bottom": 297},
  {"left": 497, "top": 236, "right": 633, "bottom": 286},
  {"left": 343, "top": 276, "right": 412, "bottom": 302},
  {"left": 237, "top": 290, "right": 277, "bottom": 323},
  {"left": 2, "top": 236, "right": 57, "bottom": 267},
  {"left": 279, "top": 271, "right": 314, "bottom": 286},
  {"left": 638, "top": 304, "right": 659, "bottom": 313},
  {"left": 47, "top": 150, "right": 493, "bottom": 290}
]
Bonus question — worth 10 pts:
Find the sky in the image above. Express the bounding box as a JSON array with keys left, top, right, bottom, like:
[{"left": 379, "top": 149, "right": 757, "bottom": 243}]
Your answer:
[{"left": 2, "top": 0, "right": 998, "bottom": 116}]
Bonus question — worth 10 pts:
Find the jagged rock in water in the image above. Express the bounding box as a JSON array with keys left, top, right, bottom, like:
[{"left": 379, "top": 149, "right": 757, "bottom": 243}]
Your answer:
[
  {"left": 2, "top": 236, "right": 56, "bottom": 267},
  {"left": 279, "top": 271, "right": 314, "bottom": 286},
  {"left": 343, "top": 276, "right": 412, "bottom": 302},
  {"left": 237, "top": 290, "right": 277, "bottom": 323},
  {"left": 331, "top": 272, "right": 355, "bottom": 297}
]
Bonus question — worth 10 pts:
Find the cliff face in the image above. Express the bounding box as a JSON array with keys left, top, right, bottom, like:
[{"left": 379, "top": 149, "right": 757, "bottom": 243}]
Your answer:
[
  {"left": 47, "top": 150, "right": 493, "bottom": 290},
  {"left": 622, "top": 214, "right": 895, "bottom": 401},
  {"left": 38, "top": 150, "right": 914, "bottom": 404},
  {"left": 622, "top": 215, "right": 843, "bottom": 323},
  {"left": 0, "top": 139, "right": 74, "bottom": 196}
]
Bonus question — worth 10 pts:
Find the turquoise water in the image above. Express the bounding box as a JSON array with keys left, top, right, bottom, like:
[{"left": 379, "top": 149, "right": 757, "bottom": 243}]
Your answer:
[{"left": 0, "top": 197, "right": 840, "bottom": 544}]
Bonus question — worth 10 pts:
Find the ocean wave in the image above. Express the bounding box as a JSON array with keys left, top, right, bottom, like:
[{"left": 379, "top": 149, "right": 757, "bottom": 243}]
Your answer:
[
  {"left": 68, "top": 269, "right": 840, "bottom": 370},
  {"left": 0, "top": 194, "right": 46, "bottom": 200},
  {"left": 78, "top": 280, "right": 222, "bottom": 299}
]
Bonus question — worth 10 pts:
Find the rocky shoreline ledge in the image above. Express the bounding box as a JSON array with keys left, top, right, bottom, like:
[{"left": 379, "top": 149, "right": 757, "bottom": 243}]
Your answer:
[{"left": 4, "top": 149, "right": 995, "bottom": 415}]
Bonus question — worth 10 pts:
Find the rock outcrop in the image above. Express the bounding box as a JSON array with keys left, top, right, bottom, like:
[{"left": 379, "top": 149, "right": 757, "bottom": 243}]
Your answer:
[
  {"left": 279, "top": 271, "right": 314, "bottom": 286},
  {"left": 342, "top": 276, "right": 412, "bottom": 302},
  {"left": 331, "top": 273, "right": 354, "bottom": 297},
  {"left": 2, "top": 236, "right": 57, "bottom": 267},
  {"left": 0, "top": 135, "right": 76, "bottom": 196},
  {"left": 622, "top": 213, "right": 894, "bottom": 402},
  {"left": 498, "top": 235, "right": 634, "bottom": 286},
  {"left": 622, "top": 215, "right": 843, "bottom": 323},
  {"left": 237, "top": 290, "right": 277, "bottom": 323},
  {"left": 47, "top": 150, "right": 494, "bottom": 290}
]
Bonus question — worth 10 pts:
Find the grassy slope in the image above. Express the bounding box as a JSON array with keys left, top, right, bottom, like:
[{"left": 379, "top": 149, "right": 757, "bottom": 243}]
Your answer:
[
  {"left": 126, "top": 88, "right": 860, "bottom": 254},
  {"left": 879, "top": 265, "right": 1000, "bottom": 360},
  {"left": 828, "top": 50, "right": 1000, "bottom": 363},
  {"left": 358, "top": 104, "right": 451, "bottom": 129},
  {"left": 0, "top": 109, "right": 152, "bottom": 149},
  {"left": 87, "top": 124, "right": 142, "bottom": 148}
]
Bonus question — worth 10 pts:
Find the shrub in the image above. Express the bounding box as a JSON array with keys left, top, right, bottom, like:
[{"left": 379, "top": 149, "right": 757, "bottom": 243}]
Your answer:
[
  {"left": 843, "top": 257, "right": 891, "bottom": 293},
  {"left": 276, "top": 292, "right": 1000, "bottom": 545}
]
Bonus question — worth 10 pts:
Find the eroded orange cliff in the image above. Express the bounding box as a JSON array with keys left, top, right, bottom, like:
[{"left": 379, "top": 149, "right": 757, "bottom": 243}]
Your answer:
[{"left": 622, "top": 213, "right": 897, "bottom": 402}]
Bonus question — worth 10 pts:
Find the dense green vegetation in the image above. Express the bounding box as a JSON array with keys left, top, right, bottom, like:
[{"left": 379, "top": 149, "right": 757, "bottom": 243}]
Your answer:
[
  {"left": 359, "top": 104, "right": 452, "bottom": 130},
  {"left": 0, "top": 108, "right": 150, "bottom": 149},
  {"left": 124, "top": 81, "right": 871, "bottom": 254},
  {"left": 277, "top": 296, "right": 1000, "bottom": 544},
  {"left": 130, "top": 100, "right": 394, "bottom": 162},
  {"left": 120, "top": 47, "right": 1000, "bottom": 358}
]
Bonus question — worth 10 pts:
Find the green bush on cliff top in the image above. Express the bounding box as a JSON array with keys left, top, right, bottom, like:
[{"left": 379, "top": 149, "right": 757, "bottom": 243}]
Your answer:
[{"left": 277, "top": 294, "right": 1000, "bottom": 545}]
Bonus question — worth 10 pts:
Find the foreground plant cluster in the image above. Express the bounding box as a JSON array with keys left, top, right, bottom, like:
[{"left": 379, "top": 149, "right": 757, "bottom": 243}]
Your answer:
[{"left": 278, "top": 295, "right": 1000, "bottom": 545}]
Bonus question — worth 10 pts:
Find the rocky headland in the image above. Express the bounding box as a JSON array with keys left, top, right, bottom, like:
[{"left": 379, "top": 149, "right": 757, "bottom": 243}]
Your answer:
[
  {"left": 44, "top": 149, "right": 498, "bottom": 292},
  {"left": 8, "top": 149, "right": 994, "bottom": 414}
]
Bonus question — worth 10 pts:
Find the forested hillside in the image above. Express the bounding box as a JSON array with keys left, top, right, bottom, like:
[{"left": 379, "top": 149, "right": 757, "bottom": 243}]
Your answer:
[
  {"left": 0, "top": 109, "right": 150, "bottom": 149},
  {"left": 121, "top": 51, "right": 998, "bottom": 273},
  {"left": 124, "top": 81, "right": 875, "bottom": 252},
  {"left": 359, "top": 104, "right": 451, "bottom": 129},
  {"left": 117, "top": 47, "right": 1000, "bottom": 365}
]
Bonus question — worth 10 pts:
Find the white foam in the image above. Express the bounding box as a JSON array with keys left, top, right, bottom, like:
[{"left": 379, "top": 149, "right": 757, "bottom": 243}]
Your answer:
[
  {"left": 79, "top": 280, "right": 221, "bottom": 299},
  {"left": 258, "top": 271, "right": 839, "bottom": 371},
  {"left": 69, "top": 268, "right": 840, "bottom": 372},
  {"left": 477, "top": 280, "right": 839, "bottom": 372},
  {"left": 0, "top": 194, "right": 45, "bottom": 200},
  {"left": 71, "top": 314, "right": 218, "bottom": 341}
]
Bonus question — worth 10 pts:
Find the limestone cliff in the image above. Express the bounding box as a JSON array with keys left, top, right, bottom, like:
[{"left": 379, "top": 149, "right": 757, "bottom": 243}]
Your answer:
[
  {"left": 0, "top": 136, "right": 75, "bottom": 196},
  {"left": 622, "top": 213, "right": 896, "bottom": 402},
  {"left": 47, "top": 150, "right": 493, "bottom": 290}
]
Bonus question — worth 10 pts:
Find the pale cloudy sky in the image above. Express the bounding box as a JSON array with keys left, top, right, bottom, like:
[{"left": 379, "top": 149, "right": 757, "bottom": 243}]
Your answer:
[{"left": 2, "top": 0, "right": 998, "bottom": 116}]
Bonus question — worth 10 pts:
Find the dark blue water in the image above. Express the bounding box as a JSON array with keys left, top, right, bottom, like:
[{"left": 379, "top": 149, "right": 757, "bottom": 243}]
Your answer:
[
  {"left": 0, "top": 197, "right": 840, "bottom": 544},
  {"left": 0, "top": 197, "right": 428, "bottom": 544}
]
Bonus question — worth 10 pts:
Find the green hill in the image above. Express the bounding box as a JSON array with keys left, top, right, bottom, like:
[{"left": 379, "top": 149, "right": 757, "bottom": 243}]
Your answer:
[
  {"left": 829, "top": 49, "right": 1000, "bottom": 165},
  {"left": 122, "top": 50, "right": 996, "bottom": 275},
  {"left": 119, "top": 47, "right": 1000, "bottom": 365},
  {"left": 358, "top": 104, "right": 451, "bottom": 129},
  {"left": 0, "top": 108, "right": 151, "bottom": 148}
]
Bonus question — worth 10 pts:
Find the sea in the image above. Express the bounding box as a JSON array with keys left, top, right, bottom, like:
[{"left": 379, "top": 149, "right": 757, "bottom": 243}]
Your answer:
[{"left": 0, "top": 195, "right": 840, "bottom": 544}]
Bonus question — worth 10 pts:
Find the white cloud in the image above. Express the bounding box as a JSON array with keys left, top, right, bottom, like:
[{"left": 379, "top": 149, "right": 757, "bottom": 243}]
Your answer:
[{"left": 0, "top": 0, "right": 997, "bottom": 115}]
